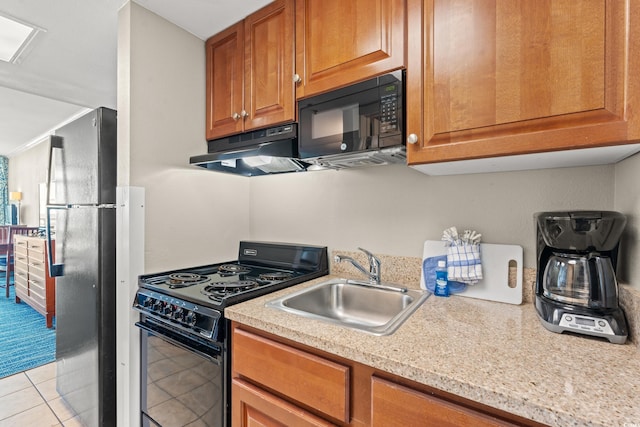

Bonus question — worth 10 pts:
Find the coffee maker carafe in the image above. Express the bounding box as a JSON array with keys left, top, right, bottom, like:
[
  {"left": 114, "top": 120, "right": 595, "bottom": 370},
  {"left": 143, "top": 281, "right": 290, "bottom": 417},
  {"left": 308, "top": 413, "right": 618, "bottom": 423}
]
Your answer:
[{"left": 534, "top": 211, "right": 628, "bottom": 344}]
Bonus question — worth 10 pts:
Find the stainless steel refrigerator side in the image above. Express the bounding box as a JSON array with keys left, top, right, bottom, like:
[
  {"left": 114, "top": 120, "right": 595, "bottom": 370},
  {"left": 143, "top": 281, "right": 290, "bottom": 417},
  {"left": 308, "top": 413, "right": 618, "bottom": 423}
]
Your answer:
[
  {"left": 53, "top": 107, "right": 118, "bottom": 427},
  {"left": 55, "top": 207, "right": 117, "bottom": 427},
  {"left": 54, "top": 108, "right": 117, "bottom": 205}
]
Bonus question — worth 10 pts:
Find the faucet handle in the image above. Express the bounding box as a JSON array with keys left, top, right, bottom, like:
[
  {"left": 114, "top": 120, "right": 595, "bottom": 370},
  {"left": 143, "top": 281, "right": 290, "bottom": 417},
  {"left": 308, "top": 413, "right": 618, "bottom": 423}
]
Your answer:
[
  {"left": 357, "top": 247, "right": 379, "bottom": 262},
  {"left": 357, "top": 247, "right": 381, "bottom": 275}
]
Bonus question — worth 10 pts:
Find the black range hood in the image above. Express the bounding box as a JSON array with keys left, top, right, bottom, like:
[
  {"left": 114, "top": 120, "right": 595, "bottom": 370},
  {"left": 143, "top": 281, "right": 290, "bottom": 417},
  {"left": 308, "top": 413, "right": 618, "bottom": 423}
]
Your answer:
[{"left": 190, "top": 123, "right": 309, "bottom": 177}]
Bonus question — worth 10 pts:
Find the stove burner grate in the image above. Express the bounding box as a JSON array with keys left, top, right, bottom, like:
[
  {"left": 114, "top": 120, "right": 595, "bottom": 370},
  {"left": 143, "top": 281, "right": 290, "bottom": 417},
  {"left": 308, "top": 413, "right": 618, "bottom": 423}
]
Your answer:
[
  {"left": 218, "top": 264, "right": 251, "bottom": 275},
  {"left": 259, "top": 272, "right": 293, "bottom": 281},
  {"left": 203, "top": 280, "right": 259, "bottom": 291},
  {"left": 200, "top": 280, "right": 261, "bottom": 301},
  {"left": 167, "top": 272, "right": 210, "bottom": 288}
]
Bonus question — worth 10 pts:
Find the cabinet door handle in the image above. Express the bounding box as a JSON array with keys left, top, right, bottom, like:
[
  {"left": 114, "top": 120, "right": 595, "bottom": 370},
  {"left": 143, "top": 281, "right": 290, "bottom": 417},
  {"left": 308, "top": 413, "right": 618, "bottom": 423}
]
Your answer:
[
  {"left": 293, "top": 73, "right": 302, "bottom": 83},
  {"left": 240, "top": 110, "right": 249, "bottom": 118},
  {"left": 407, "top": 133, "right": 419, "bottom": 144},
  {"left": 232, "top": 112, "right": 241, "bottom": 121}
]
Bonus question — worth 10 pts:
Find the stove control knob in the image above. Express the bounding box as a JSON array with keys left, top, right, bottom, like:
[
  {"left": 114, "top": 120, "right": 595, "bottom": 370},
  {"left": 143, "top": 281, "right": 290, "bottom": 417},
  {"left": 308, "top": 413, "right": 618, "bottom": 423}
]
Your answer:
[
  {"left": 161, "top": 304, "right": 174, "bottom": 316},
  {"left": 173, "top": 307, "right": 184, "bottom": 321},
  {"left": 142, "top": 297, "right": 153, "bottom": 308},
  {"left": 184, "top": 311, "right": 197, "bottom": 327},
  {"left": 151, "top": 299, "right": 163, "bottom": 312}
]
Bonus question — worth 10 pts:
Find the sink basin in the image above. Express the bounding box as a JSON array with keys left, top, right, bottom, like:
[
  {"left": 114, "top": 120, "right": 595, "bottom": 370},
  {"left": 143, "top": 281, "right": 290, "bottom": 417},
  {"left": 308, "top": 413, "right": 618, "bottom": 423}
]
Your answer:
[{"left": 266, "top": 278, "right": 430, "bottom": 336}]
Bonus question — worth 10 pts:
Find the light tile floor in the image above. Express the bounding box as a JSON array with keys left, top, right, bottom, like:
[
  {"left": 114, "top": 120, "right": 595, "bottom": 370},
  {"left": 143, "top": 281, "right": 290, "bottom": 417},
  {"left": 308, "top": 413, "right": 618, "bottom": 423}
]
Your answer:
[{"left": 0, "top": 363, "right": 86, "bottom": 427}]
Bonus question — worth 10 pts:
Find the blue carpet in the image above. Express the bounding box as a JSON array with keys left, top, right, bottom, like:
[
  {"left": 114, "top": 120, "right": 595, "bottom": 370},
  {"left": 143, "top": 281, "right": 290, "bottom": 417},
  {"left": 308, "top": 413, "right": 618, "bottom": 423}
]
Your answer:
[{"left": 0, "top": 280, "right": 56, "bottom": 378}]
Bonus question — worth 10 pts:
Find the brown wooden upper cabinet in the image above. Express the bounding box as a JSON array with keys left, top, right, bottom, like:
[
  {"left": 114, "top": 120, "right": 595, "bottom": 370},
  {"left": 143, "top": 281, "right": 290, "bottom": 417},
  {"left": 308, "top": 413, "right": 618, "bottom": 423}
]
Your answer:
[
  {"left": 294, "top": 0, "right": 406, "bottom": 99},
  {"left": 205, "top": 0, "right": 295, "bottom": 140},
  {"left": 406, "top": 0, "right": 640, "bottom": 166}
]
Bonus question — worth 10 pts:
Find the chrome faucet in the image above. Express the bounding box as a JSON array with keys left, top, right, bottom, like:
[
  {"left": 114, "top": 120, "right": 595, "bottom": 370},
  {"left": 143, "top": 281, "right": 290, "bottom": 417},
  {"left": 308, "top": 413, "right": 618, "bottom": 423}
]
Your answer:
[{"left": 334, "top": 247, "right": 381, "bottom": 285}]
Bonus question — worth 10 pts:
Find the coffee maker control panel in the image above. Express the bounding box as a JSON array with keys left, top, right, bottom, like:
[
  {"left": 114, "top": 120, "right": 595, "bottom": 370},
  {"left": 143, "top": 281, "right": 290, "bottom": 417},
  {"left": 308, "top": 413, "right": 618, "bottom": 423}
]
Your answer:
[{"left": 559, "top": 314, "right": 615, "bottom": 337}]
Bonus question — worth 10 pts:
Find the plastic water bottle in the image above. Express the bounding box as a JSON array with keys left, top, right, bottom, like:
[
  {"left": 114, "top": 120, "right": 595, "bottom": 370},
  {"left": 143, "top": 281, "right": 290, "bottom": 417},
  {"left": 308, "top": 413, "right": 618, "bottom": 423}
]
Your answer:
[{"left": 434, "top": 260, "right": 450, "bottom": 297}]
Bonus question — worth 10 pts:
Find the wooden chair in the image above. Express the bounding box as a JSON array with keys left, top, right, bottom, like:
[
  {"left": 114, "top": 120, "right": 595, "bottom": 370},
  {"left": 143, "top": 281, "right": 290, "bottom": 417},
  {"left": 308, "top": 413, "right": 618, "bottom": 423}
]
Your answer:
[
  {"left": 0, "top": 226, "right": 40, "bottom": 298},
  {"left": 0, "top": 225, "right": 10, "bottom": 245},
  {"left": 0, "top": 226, "right": 11, "bottom": 292}
]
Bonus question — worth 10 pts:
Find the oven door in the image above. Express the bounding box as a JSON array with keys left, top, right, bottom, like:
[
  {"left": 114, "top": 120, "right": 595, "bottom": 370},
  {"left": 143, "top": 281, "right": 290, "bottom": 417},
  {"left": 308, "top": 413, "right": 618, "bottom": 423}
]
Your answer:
[{"left": 137, "top": 320, "right": 225, "bottom": 427}]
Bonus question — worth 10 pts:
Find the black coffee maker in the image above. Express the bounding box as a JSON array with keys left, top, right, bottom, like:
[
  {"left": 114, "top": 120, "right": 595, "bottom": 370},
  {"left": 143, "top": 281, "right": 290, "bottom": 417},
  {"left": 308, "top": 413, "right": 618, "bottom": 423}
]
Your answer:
[{"left": 534, "top": 211, "right": 628, "bottom": 344}]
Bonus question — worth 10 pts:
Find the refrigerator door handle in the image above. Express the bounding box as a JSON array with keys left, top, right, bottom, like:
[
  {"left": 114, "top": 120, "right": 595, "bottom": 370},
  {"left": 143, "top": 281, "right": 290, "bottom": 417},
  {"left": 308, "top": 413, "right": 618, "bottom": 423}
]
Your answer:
[{"left": 46, "top": 135, "right": 67, "bottom": 277}]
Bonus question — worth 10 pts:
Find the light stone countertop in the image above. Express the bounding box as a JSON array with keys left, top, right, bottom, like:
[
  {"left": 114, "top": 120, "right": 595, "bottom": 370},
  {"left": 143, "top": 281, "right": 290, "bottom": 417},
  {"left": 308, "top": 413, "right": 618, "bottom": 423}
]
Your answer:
[{"left": 226, "top": 270, "right": 640, "bottom": 427}]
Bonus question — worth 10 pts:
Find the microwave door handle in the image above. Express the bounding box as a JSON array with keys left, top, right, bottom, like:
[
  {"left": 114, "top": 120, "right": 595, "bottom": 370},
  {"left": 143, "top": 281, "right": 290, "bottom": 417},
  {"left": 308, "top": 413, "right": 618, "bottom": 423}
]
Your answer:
[{"left": 46, "top": 135, "right": 66, "bottom": 277}]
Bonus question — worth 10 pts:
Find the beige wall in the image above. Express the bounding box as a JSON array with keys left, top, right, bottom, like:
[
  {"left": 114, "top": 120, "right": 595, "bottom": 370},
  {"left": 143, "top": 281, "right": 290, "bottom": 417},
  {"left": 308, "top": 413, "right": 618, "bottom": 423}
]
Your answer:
[
  {"left": 249, "top": 163, "right": 615, "bottom": 266},
  {"left": 614, "top": 151, "right": 640, "bottom": 286},
  {"left": 250, "top": 160, "right": 640, "bottom": 290},
  {"left": 7, "top": 141, "right": 49, "bottom": 227},
  {"left": 119, "top": 2, "right": 250, "bottom": 273}
]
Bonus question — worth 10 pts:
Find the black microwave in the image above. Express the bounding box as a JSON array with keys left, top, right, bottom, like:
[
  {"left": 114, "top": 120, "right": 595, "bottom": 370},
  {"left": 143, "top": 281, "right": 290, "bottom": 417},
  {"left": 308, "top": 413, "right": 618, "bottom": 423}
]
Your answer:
[{"left": 297, "top": 70, "right": 404, "bottom": 160}]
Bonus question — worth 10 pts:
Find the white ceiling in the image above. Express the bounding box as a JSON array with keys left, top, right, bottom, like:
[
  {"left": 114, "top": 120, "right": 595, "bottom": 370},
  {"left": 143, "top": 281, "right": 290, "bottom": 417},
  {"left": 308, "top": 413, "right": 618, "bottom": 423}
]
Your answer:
[{"left": 0, "top": 0, "right": 271, "bottom": 157}]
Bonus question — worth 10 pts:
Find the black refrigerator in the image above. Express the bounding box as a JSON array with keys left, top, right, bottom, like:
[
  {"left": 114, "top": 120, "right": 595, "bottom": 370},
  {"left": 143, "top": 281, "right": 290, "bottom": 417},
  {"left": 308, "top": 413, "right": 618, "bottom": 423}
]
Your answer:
[{"left": 48, "top": 107, "right": 117, "bottom": 427}]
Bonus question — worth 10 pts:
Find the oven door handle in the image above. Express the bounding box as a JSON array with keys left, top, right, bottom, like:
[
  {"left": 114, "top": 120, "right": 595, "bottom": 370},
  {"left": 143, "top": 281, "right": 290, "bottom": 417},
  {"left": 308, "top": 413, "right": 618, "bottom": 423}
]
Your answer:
[{"left": 135, "top": 322, "right": 222, "bottom": 365}]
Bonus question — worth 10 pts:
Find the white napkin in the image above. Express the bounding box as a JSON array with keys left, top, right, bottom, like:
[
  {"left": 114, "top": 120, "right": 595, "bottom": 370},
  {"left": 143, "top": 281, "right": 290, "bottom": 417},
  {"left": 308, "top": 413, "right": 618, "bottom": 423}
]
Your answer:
[{"left": 442, "top": 227, "right": 483, "bottom": 285}]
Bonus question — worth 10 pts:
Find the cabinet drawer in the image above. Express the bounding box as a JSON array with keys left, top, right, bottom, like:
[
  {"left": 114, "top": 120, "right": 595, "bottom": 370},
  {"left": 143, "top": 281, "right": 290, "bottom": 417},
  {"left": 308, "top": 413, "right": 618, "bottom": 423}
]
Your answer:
[
  {"left": 371, "top": 376, "right": 515, "bottom": 427},
  {"left": 15, "top": 276, "right": 29, "bottom": 294},
  {"left": 28, "top": 254, "right": 46, "bottom": 268},
  {"left": 29, "top": 277, "right": 46, "bottom": 294},
  {"left": 14, "top": 239, "right": 28, "bottom": 252},
  {"left": 28, "top": 261, "right": 46, "bottom": 279},
  {"left": 28, "top": 284, "right": 46, "bottom": 306},
  {"left": 27, "top": 239, "right": 45, "bottom": 251},
  {"left": 232, "top": 378, "right": 336, "bottom": 427},
  {"left": 27, "top": 294, "right": 46, "bottom": 315},
  {"left": 27, "top": 247, "right": 46, "bottom": 263},
  {"left": 233, "top": 328, "right": 350, "bottom": 422},
  {"left": 15, "top": 259, "right": 29, "bottom": 272},
  {"left": 15, "top": 244, "right": 28, "bottom": 258},
  {"left": 15, "top": 287, "right": 29, "bottom": 302},
  {"left": 14, "top": 271, "right": 28, "bottom": 287}
]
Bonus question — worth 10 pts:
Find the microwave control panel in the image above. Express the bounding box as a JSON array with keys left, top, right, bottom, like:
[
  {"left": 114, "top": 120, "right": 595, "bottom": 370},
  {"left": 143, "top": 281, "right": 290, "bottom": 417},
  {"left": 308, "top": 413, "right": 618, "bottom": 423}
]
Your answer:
[{"left": 380, "top": 86, "right": 400, "bottom": 135}]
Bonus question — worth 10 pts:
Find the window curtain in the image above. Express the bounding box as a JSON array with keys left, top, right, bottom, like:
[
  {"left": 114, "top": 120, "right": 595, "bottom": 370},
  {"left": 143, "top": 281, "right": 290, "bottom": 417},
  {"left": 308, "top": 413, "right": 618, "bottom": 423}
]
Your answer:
[{"left": 0, "top": 156, "right": 8, "bottom": 225}]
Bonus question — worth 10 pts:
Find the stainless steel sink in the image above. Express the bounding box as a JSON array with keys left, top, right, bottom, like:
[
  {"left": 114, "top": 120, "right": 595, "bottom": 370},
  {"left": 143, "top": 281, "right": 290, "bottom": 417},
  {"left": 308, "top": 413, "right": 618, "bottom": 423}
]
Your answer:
[{"left": 266, "top": 278, "right": 430, "bottom": 336}]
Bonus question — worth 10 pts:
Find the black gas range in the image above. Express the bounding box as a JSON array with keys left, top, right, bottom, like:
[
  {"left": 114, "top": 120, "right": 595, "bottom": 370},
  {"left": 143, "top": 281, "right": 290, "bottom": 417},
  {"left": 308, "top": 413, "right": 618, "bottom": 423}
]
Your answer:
[{"left": 132, "top": 241, "right": 328, "bottom": 427}]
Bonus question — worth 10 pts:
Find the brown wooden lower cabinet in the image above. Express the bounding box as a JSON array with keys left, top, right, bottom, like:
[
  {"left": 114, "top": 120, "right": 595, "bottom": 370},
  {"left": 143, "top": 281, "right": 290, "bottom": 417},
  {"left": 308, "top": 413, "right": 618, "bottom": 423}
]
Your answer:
[
  {"left": 232, "top": 378, "right": 336, "bottom": 427},
  {"left": 232, "top": 326, "right": 349, "bottom": 423},
  {"left": 371, "top": 376, "right": 514, "bottom": 427},
  {"left": 231, "top": 323, "right": 547, "bottom": 427}
]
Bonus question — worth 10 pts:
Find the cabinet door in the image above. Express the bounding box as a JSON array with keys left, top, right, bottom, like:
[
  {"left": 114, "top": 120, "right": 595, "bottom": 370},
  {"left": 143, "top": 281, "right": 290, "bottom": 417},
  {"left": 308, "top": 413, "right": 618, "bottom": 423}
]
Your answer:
[
  {"left": 233, "top": 328, "right": 350, "bottom": 422},
  {"left": 406, "top": 0, "right": 640, "bottom": 165},
  {"left": 14, "top": 269, "right": 28, "bottom": 297},
  {"left": 244, "top": 0, "right": 295, "bottom": 130},
  {"left": 13, "top": 237, "right": 29, "bottom": 299},
  {"left": 295, "top": 0, "right": 405, "bottom": 98},
  {"left": 205, "top": 22, "right": 244, "bottom": 140},
  {"left": 232, "top": 379, "right": 336, "bottom": 427},
  {"left": 371, "top": 377, "right": 516, "bottom": 427}
]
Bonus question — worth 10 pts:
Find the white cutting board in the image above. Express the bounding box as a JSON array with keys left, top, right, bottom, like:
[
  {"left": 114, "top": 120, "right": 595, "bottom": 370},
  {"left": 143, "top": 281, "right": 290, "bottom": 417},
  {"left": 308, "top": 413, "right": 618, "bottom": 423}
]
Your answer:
[{"left": 421, "top": 240, "right": 523, "bottom": 305}]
